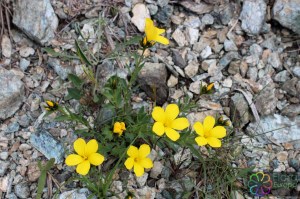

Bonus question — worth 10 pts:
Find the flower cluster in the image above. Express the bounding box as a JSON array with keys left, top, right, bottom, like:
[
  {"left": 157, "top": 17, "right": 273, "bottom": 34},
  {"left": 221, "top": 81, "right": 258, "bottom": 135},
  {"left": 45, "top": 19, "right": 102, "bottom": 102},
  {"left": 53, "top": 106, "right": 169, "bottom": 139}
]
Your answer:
[{"left": 44, "top": 100, "right": 58, "bottom": 111}]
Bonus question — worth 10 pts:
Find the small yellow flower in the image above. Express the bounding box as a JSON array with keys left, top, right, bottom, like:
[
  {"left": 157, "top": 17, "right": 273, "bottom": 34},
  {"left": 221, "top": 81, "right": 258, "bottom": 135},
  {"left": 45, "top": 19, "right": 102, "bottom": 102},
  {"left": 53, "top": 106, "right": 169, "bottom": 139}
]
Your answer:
[
  {"left": 65, "top": 138, "right": 104, "bottom": 175},
  {"left": 44, "top": 100, "right": 58, "bottom": 111},
  {"left": 206, "top": 83, "right": 214, "bottom": 91},
  {"left": 113, "top": 122, "right": 126, "bottom": 136},
  {"left": 142, "top": 18, "right": 169, "bottom": 48},
  {"left": 152, "top": 104, "right": 189, "bottom": 141},
  {"left": 124, "top": 144, "right": 153, "bottom": 177},
  {"left": 193, "top": 116, "right": 226, "bottom": 148}
]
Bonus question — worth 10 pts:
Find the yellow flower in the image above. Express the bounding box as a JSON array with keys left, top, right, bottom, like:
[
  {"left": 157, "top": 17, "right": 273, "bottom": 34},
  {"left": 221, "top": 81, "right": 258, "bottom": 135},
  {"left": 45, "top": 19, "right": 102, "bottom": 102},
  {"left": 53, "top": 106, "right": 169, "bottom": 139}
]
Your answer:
[
  {"left": 193, "top": 116, "right": 226, "bottom": 148},
  {"left": 65, "top": 138, "right": 104, "bottom": 175},
  {"left": 206, "top": 83, "right": 214, "bottom": 91},
  {"left": 152, "top": 104, "right": 189, "bottom": 141},
  {"left": 142, "top": 18, "right": 169, "bottom": 47},
  {"left": 44, "top": 100, "right": 58, "bottom": 111},
  {"left": 113, "top": 122, "right": 126, "bottom": 136},
  {"left": 124, "top": 144, "right": 153, "bottom": 177}
]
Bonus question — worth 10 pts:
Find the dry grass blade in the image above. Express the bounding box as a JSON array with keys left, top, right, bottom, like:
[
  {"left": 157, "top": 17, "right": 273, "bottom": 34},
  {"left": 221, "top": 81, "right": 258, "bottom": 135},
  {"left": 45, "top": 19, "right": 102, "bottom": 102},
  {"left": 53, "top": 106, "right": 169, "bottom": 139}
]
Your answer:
[{"left": 0, "top": 0, "right": 12, "bottom": 40}]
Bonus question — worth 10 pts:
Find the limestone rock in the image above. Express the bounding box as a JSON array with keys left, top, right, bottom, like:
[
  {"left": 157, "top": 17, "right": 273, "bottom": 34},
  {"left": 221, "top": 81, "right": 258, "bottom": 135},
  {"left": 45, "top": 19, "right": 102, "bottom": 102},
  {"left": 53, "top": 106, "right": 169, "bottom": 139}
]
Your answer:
[
  {"left": 13, "top": 0, "right": 58, "bottom": 45},
  {"left": 0, "top": 68, "right": 24, "bottom": 120},
  {"left": 131, "top": 4, "right": 150, "bottom": 32}
]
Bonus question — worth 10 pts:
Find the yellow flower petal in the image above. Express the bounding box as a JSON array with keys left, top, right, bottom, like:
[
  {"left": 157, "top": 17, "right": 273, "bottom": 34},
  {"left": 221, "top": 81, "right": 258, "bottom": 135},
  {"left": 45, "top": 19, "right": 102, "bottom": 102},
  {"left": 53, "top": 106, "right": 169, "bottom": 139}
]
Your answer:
[
  {"left": 125, "top": 157, "right": 134, "bottom": 170},
  {"left": 207, "top": 137, "right": 221, "bottom": 148},
  {"left": 74, "top": 138, "right": 86, "bottom": 156},
  {"left": 88, "top": 153, "right": 104, "bottom": 166},
  {"left": 127, "top": 146, "right": 139, "bottom": 158},
  {"left": 113, "top": 122, "right": 122, "bottom": 133},
  {"left": 154, "top": 35, "right": 169, "bottom": 45},
  {"left": 46, "top": 100, "right": 54, "bottom": 107},
  {"left": 195, "top": 136, "right": 208, "bottom": 146},
  {"left": 140, "top": 157, "right": 153, "bottom": 169},
  {"left": 139, "top": 144, "right": 151, "bottom": 158},
  {"left": 207, "top": 83, "right": 214, "bottom": 91},
  {"left": 76, "top": 160, "right": 90, "bottom": 175},
  {"left": 165, "top": 127, "right": 180, "bottom": 141},
  {"left": 210, "top": 126, "right": 226, "bottom": 138},
  {"left": 85, "top": 139, "right": 98, "bottom": 157},
  {"left": 152, "top": 107, "right": 165, "bottom": 123},
  {"left": 193, "top": 122, "right": 204, "bottom": 136},
  {"left": 65, "top": 154, "right": 83, "bottom": 166},
  {"left": 165, "top": 104, "right": 179, "bottom": 121},
  {"left": 203, "top": 116, "right": 215, "bottom": 133},
  {"left": 152, "top": 122, "right": 165, "bottom": 136},
  {"left": 171, "top": 118, "right": 189, "bottom": 130},
  {"left": 120, "top": 122, "right": 126, "bottom": 130},
  {"left": 134, "top": 163, "right": 144, "bottom": 177}
]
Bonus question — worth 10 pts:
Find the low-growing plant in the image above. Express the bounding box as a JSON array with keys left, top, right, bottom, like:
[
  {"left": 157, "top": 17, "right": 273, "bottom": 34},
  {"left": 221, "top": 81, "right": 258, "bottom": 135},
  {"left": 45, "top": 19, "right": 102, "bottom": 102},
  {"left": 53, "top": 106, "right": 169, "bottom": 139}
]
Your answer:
[{"left": 43, "top": 18, "right": 253, "bottom": 198}]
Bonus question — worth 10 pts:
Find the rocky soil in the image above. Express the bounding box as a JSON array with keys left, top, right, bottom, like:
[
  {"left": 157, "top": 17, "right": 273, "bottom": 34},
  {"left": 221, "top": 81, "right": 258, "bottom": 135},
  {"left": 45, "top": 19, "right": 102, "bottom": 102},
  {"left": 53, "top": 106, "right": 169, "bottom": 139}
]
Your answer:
[{"left": 0, "top": 0, "right": 300, "bottom": 198}]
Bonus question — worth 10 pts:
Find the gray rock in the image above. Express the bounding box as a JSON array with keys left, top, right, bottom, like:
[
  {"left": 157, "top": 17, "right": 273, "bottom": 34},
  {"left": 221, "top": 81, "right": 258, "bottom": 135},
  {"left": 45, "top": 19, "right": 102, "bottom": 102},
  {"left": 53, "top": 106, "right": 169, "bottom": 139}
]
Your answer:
[
  {"left": 14, "top": 183, "right": 30, "bottom": 199},
  {"left": 150, "top": 161, "right": 163, "bottom": 179},
  {"left": 13, "top": 0, "right": 58, "bottom": 45},
  {"left": 19, "top": 58, "right": 30, "bottom": 71},
  {"left": 154, "top": 5, "right": 173, "bottom": 24},
  {"left": 273, "top": 0, "right": 300, "bottom": 34},
  {"left": 186, "top": 27, "right": 199, "bottom": 45},
  {"left": 0, "top": 161, "right": 9, "bottom": 176},
  {"left": 249, "top": 44, "right": 263, "bottom": 57},
  {"left": 19, "top": 47, "right": 35, "bottom": 58},
  {"left": 268, "top": 52, "right": 282, "bottom": 69},
  {"left": 193, "top": 37, "right": 210, "bottom": 53},
  {"left": 136, "top": 173, "right": 148, "bottom": 187},
  {"left": 292, "top": 66, "right": 300, "bottom": 78},
  {"left": 30, "top": 129, "right": 65, "bottom": 163},
  {"left": 167, "top": 75, "right": 178, "bottom": 87},
  {"left": 147, "top": 4, "right": 158, "bottom": 15},
  {"left": 219, "top": 3, "right": 233, "bottom": 25},
  {"left": 246, "top": 66, "right": 258, "bottom": 81},
  {"left": 274, "top": 70, "right": 290, "bottom": 82},
  {"left": 282, "top": 77, "right": 298, "bottom": 97},
  {"left": 172, "top": 50, "right": 186, "bottom": 68},
  {"left": 157, "top": 0, "right": 169, "bottom": 7},
  {"left": 58, "top": 188, "right": 95, "bottom": 199},
  {"left": 255, "top": 75, "right": 277, "bottom": 115},
  {"left": 224, "top": 39, "right": 238, "bottom": 51},
  {"left": 5, "top": 122, "right": 20, "bottom": 133},
  {"left": 247, "top": 114, "right": 300, "bottom": 145},
  {"left": 184, "top": 61, "right": 199, "bottom": 78},
  {"left": 48, "top": 58, "right": 74, "bottom": 80},
  {"left": 19, "top": 114, "right": 30, "bottom": 127},
  {"left": 0, "top": 152, "right": 8, "bottom": 160},
  {"left": 138, "top": 62, "right": 168, "bottom": 105},
  {"left": 239, "top": 0, "right": 267, "bottom": 35},
  {"left": 0, "top": 68, "right": 24, "bottom": 120},
  {"left": 230, "top": 93, "right": 253, "bottom": 128},
  {"left": 179, "top": 1, "right": 213, "bottom": 15},
  {"left": 201, "top": 14, "right": 214, "bottom": 25},
  {"left": 172, "top": 28, "right": 186, "bottom": 47},
  {"left": 282, "top": 104, "right": 300, "bottom": 117},
  {"left": 219, "top": 51, "right": 241, "bottom": 69},
  {"left": 6, "top": 193, "right": 18, "bottom": 199},
  {"left": 183, "top": 16, "right": 201, "bottom": 28},
  {"left": 200, "top": 46, "right": 212, "bottom": 59},
  {"left": 228, "top": 61, "right": 240, "bottom": 75},
  {"left": 1, "top": 34, "right": 12, "bottom": 58}
]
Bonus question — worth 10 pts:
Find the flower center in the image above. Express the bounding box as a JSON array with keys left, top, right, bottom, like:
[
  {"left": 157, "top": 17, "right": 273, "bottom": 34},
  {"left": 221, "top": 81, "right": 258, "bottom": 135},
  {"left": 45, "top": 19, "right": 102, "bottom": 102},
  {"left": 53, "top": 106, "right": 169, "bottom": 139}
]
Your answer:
[{"left": 134, "top": 157, "right": 141, "bottom": 163}]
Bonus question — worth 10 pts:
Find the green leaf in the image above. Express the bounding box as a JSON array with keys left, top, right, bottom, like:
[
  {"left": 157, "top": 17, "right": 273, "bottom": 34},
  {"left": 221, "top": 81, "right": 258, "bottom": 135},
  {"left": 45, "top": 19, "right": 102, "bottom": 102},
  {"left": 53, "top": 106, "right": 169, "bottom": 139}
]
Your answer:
[
  {"left": 43, "top": 47, "right": 79, "bottom": 60},
  {"left": 36, "top": 158, "right": 55, "bottom": 199},
  {"left": 66, "top": 88, "right": 82, "bottom": 100},
  {"left": 75, "top": 40, "right": 92, "bottom": 66},
  {"left": 55, "top": 115, "right": 71, "bottom": 122},
  {"left": 68, "top": 74, "right": 84, "bottom": 88}
]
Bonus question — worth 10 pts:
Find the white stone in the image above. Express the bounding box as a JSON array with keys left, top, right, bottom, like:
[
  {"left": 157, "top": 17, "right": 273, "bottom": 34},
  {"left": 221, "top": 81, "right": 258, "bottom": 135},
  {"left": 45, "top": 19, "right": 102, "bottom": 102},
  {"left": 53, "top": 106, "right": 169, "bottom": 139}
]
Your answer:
[
  {"left": 167, "top": 75, "right": 178, "bottom": 87},
  {"left": 19, "top": 47, "right": 35, "bottom": 57},
  {"left": 172, "top": 28, "right": 187, "bottom": 47},
  {"left": 189, "top": 81, "right": 201, "bottom": 94},
  {"left": 222, "top": 78, "right": 233, "bottom": 88},
  {"left": 131, "top": 4, "right": 150, "bottom": 32},
  {"left": 136, "top": 172, "right": 148, "bottom": 187},
  {"left": 184, "top": 61, "right": 199, "bottom": 78},
  {"left": 1, "top": 35, "right": 12, "bottom": 58},
  {"left": 186, "top": 28, "right": 199, "bottom": 45},
  {"left": 200, "top": 46, "right": 212, "bottom": 59}
]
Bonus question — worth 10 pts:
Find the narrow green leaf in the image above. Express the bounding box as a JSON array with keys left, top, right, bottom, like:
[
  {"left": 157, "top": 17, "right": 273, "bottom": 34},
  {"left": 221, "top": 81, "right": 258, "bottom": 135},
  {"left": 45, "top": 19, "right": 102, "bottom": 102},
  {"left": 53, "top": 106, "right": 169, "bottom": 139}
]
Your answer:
[
  {"left": 36, "top": 158, "right": 55, "bottom": 199},
  {"left": 66, "top": 88, "right": 82, "bottom": 100},
  {"left": 75, "top": 40, "right": 92, "bottom": 66},
  {"left": 68, "top": 74, "right": 84, "bottom": 88}
]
